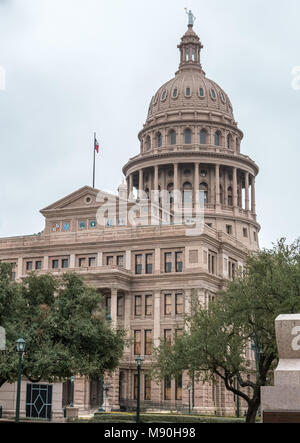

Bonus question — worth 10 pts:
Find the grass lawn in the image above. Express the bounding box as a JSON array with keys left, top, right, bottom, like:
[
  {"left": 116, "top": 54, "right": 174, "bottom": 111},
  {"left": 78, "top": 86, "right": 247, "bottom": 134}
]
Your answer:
[{"left": 73, "top": 412, "right": 246, "bottom": 423}]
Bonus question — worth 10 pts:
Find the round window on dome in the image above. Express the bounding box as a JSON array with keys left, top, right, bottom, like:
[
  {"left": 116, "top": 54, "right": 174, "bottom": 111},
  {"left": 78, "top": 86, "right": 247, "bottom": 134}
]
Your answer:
[
  {"left": 172, "top": 88, "right": 178, "bottom": 98},
  {"left": 161, "top": 90, "right": 167, "bottom": 101},
  {"left": 199, "top": 87, "right": 205, "bottom": 97},
  {"left": 210, "top": 89, "right": 216, "bottom": 100}
]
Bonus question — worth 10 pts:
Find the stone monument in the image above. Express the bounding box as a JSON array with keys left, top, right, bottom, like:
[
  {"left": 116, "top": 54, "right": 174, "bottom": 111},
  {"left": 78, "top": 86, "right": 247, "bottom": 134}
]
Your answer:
[{"left": 261, "top": 314, "right": 300, "bottom": 423}]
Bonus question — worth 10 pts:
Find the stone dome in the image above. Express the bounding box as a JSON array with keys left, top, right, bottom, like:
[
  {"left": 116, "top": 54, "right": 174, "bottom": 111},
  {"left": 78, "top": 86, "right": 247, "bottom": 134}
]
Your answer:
[{"left": 146, "top": 24, "right": 234, "bottom": 123}]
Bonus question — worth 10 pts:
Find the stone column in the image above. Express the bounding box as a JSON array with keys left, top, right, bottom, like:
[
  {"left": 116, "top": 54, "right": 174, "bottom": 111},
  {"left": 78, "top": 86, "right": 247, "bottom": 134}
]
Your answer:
[
  {"left": 125, "top": 250, "right": 131, "bottom": 271},
  {"left": 154, "top": 165, "right": 158, "bottom": 191},
  {"left": 152, "top": 290, "right": 162, "bottom": 404},
  {"left": 139, "top": 169, "right": 143, "bottom": 196},
  {"left": 154, "top": 248, "right": 160, "bottom": 274},
  {"left": 245, "top": 171, "right": 250, "bottom": 212},
  {"left": 70, "top": 254, "right": 75, "bottom": 268},
  {"left": 194, "top": 162, "right": 199, "bottom": 207},
  {"left": 251, "top": 175, "right": 256, "bottom": 215},
  {"left": 233, "top": 167, "right": 238, "bottom": 208},
  {"left": 215, "top": 164, "right": 220, "bottom": 206},
  {"left": 128, "top": 174, "right": 133, "bottom": 198},
  {"left": 174, "top": 163, "right": 179, "bottom": 191},
  {"left": 43, "top": 256, "right": 49, "bottom": 272}
]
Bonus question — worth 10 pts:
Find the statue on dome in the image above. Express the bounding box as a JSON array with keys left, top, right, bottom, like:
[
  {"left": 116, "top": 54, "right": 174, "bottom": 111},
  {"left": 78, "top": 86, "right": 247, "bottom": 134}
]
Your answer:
[{"left": 185, "top": 8, "right": 196, "bottom": 26}]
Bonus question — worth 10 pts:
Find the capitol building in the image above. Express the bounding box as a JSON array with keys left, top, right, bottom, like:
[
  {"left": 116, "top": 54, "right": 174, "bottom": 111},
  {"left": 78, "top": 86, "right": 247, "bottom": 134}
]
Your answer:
[{"left": 0, "top": 19, "right": 260, "bottom": 418}]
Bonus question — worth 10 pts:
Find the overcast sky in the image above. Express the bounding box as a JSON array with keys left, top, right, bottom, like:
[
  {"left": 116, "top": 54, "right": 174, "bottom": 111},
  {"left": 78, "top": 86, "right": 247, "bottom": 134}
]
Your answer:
[{"left": 0, "top": 0, "right": 299, "bottom": 248}]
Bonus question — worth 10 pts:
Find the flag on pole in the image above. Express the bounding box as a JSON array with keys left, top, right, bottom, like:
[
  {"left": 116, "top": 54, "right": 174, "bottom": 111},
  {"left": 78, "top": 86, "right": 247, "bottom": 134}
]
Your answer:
[{"left": 95, "top": 136, "right": 100, "bottom": 153}]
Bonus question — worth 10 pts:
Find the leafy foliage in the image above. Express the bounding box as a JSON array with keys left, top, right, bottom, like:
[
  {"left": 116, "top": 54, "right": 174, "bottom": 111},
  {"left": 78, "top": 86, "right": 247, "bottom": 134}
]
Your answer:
[
  {"left": 0, "top": 267, "right": 125, "bottom": 386},
  {"left": 152, "top": 238, "right": 300, "bottom": 422}
]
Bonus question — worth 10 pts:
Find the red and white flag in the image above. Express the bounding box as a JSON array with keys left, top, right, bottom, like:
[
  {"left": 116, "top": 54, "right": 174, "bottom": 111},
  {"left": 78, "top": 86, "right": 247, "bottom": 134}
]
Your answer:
[{"left": 95, "top": 137, "right": 100, "bottom": 153}]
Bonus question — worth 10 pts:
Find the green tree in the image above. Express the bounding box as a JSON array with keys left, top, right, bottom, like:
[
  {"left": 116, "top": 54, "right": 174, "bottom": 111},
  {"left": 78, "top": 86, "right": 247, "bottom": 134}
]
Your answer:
[
  {"left": 0, "top": 267, "right": 125, "bottom": 387},
  {"left": 152, "top": 239, "right": 300, "bottom": 423}
]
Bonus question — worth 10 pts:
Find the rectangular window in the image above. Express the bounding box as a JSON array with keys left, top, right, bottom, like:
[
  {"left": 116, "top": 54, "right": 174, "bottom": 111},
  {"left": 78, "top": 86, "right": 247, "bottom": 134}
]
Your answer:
[
  {"left": 228, "top": 259, "right": 237, "bottom": 280},
  {"left": 145, "top": 295, "right": 152, "bottom": 316},
  {"left": 253, "top": 231, "right": 257, "bottom": 241},
  {"left": 134, "top": 296, "right": 142, "bottom": 316},
  {"left": 164, "top": 253, "right": 172, "bottom": 273},
  {"left": 175, "top": 374, "right": 182, "bottom": 400},
  {"left": 106, "top": 256, "right": 114, "bottom": 266},
  {"left": 117, "top": 255, "right": 124, "bottom": 267},
  {"left": 208, "top": 251, "right": 217, "bottom": 275},
  {"left": 164, "top": 329, "right": 172, "bottom": 346},
  {"left": 62, "top": 259, "right": 69, "bottom": 269},
  {"left": 78, "top": 257, "right": 86, "bottom": 267},
  {"left": 145, "top": 254, "right": 153, "bottom": 274},
  {"left": 226, "top": 225, "right": 233, "bottom": 235},
  {"left": 35, "top": 261, "right": 42, "bottom": 270},
  {"left": 52, "top": 259, "right": 59, "bottom": 269},
  {"left": 175, "top": 252, "right": 183, "bottom": 272},
  {"left": 175, "top": 293, "right": 184, "bottom": 315},
  {"left": 105, "top": 296, "right": 111, "bottom": 317},
  {"left": 88, "top": 257, "right": 96, "bottom": 267},
  {"left": 26, "top": 261, "right": 33, "bottom": 271},
  {"left": 145, "top": 330, "right": 152, "bottom": 355},
  {"left": 134, "top": 330, "right": 141, "bottom": 355},
  {"left": 243, "top": 228, "right": 248, "bottom": 238},
  {"left": 164, "top": 294, "right": 172, "bottom": 316},
  {"left": 164, "top": 376, "right": 171, "bottom": 401},
  {"left": 135, "top": 255, "right": 142, "bottom": 275},
  {"left": 117, "top": 295, "right": 124, "bottom": 317},
  {"left": 144, "top": 375, "right": 151, "bottom": 401}
]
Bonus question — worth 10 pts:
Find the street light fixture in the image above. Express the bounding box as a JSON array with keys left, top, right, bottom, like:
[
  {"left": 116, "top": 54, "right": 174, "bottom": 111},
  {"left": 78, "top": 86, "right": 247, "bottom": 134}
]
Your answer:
[
  {"left": 15, "top": 338, "right": 26, "bottom": 423},
  {"left": 69, "top": 376, "right": 75, "bottom": 408},
  {"left": 135, "top": 356, "right": 143, "bottom": 424}
]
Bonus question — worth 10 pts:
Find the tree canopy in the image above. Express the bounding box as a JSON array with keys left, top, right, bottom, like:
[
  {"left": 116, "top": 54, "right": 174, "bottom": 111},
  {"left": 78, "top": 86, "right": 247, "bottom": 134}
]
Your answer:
[
  {"left": 152, "top": 238, "right": 300, "bottom": 423},
  {"left": 0, "top": 265, "right": 125, "bottom": 387}
]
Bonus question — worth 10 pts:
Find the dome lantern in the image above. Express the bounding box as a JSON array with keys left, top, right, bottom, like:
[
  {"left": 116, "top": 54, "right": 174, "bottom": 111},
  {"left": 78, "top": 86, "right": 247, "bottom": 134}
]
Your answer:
[{"left": 177, "top": 18, "right": 204, "bottom": 74}]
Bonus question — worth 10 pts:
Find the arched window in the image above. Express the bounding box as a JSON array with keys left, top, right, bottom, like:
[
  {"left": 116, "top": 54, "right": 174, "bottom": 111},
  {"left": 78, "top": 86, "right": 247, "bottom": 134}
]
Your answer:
[
  {"left": 199, "top": 87, "right": 204, "bottom": 97},
  {"left": 157, "top": 132, "right": 162, "bottom": 148},
  {"left": 183, "top": 182, "right": 192, "bottom": 204},
  {"left": 173, "top": 88, "right": 178, "bottom": 98},
  {"left": 169, "top": 130, "right": 176, "bottom": 145},
  {"left": 184, "top": 128, "right": 192, "bottom": 145},
  {"left": 200, "top": 129, "right": 207, "bottom": 145},
  {"left": 200, "top": 182, "right": 208, "bottom": 204},
  {"left": 227, "top": 186, "right": 233, "bottom": 206},
  {"left": 167, "top": 183, "right": 174, "bottom": 204},
  {"left": 186, "top": 87, "right": 191, "bottom": 96},
  {"left": 227, "top": 134, "right": 231, "bottom": 149},
  {"left": 145, "top": 135, "right": 151, "bottom": 151},
  {"left": 214, "top": 131, "right": 220, "bottom": 146}
]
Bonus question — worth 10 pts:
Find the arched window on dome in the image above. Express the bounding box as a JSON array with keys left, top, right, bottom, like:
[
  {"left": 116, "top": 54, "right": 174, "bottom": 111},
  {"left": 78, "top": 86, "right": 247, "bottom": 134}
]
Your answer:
[
  {"left": 169, "top": 130, "right": 176, "bottom": 145},
  {"left": 200, "top": 129, "right": 207, "bottom": 145},
  {"left": 184, "top": 128, "right": 192, "bottom": 145},
  {"left": 183, "top": 182, "right": 192, "bottom": 204},
  {"left": 199, "top": 182, "right": 208, "bottom": 204},
  {"left": 145, "top": 135, "right": 151, "bottom": 151},
  {"left": 214, "top": 131, "right": 221, "bottom": 147},
  {"left": 227, "top": 186, "right": 233, "bottom": 206},
  {"left": 156, "top": 132, "right": 162, "bottom": 148},
  {"left": 167, "top": 183, "right": 174, "bottom": 204},
  {"left": 173, "top": 88, "right": 178, "bottom": 98},
  {"left": 186, "top": 87, "right": 191, "bottom": 97},
  {"left": 199, "top": 87, "right": 204, "bottom": 97}
]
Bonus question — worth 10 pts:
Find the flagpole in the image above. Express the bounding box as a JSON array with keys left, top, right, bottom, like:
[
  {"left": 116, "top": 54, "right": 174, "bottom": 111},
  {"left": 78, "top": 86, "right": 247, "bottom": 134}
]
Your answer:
[{"left": 93, "top": 132, "right": 96, "bottom": 188}]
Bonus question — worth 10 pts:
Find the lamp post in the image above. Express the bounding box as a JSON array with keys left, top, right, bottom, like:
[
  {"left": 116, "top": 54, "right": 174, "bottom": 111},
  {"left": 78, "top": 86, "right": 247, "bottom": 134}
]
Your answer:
[
  {"left": 69, "top": 376, "right": 75, "bottom": 407},
  {"left": 15, "top": 338, "right": 26, "bottom": 423},
  {"left": 135, "top": 356, "right": 143, "bottom": 424},
  {"left": 187, "top": 383, "right": 192, "bottom": 414},
  {"left": 98, "top": 312, "right": 112, "bottom": 412}
]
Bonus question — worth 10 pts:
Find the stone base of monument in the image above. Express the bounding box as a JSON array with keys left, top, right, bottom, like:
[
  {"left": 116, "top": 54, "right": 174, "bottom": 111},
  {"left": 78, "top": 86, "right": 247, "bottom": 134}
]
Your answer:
[
  {"left": 261, "top": 314, "right": 300, "bottom": 424},
  {"left": 261, "top": 386, "right": 300, "bottom": 423}
]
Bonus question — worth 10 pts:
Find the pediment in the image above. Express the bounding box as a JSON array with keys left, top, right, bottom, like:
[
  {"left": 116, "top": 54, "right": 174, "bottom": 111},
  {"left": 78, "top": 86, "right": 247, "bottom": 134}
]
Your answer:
[{"left": 40, "top": 185, "right": 116, "bottom": 215}]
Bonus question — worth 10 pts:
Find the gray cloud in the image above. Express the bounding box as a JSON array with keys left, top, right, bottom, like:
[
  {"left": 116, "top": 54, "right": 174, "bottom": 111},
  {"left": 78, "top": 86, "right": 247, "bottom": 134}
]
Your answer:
[{"left": 0, "top": 0, "right": 299, "bottom": 248}]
